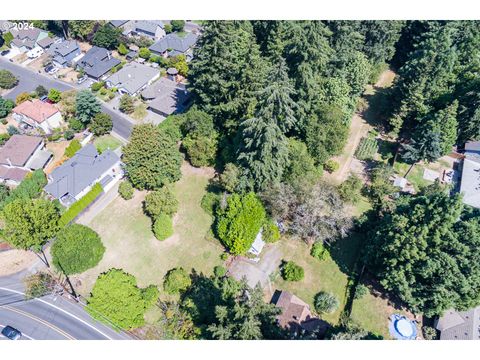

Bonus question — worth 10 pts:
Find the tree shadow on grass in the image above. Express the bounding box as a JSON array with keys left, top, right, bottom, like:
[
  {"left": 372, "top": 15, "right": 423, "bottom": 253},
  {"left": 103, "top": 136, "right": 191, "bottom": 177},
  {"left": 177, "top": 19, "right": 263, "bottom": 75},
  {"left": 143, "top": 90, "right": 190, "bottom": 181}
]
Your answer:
[{"left": 361, "top": 86, "right": 395, "bottom": 132}]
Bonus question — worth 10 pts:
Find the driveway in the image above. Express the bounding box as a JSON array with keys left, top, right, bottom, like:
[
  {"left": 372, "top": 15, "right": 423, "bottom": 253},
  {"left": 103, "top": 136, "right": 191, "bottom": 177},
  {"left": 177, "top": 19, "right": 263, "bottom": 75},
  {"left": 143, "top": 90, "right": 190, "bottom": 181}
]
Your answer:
[
  {"left": 76, "top": 182, "right": 121, "bottom": 226},
  {"left": 228, "top": 245, "right": 282, "bottom": 292},
  {"left": 0, "top": 57, "right": 134, "bottom": 140}
]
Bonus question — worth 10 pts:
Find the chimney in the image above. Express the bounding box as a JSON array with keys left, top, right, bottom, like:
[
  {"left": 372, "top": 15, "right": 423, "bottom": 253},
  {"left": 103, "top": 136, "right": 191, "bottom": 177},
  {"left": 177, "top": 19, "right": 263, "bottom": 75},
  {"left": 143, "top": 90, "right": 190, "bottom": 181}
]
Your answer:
[{"left": 6, "top": 157, "right": 12, "bottom": 167}]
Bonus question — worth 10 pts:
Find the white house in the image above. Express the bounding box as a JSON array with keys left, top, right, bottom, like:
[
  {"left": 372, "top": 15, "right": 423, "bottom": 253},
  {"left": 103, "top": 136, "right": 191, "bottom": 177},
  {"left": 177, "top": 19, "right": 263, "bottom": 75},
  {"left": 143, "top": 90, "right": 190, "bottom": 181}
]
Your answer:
[{"left": 12, "top": 99, "right": 63, "bottom": 134}]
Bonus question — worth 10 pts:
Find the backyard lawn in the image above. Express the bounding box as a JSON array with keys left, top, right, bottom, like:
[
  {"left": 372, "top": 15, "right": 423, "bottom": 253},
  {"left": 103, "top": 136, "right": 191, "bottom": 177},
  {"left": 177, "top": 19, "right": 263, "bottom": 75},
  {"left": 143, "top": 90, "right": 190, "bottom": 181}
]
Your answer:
[
  {"left": 73, "top": 162, "right": 223, "bottom": 296},
  {"left": 272, "top": 234, "right": 362, "bottom": 325},
  {"left": 94, "top": 135, "right": 122, "bottom": 153},
  {"left": 350, "top": 289, "right": 413, "bottom": 339}
]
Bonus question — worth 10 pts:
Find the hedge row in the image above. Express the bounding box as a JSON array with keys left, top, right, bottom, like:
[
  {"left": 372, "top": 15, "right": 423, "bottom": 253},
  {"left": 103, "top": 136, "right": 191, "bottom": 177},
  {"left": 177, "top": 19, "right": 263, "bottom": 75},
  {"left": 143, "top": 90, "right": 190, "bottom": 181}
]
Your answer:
[{"left": 59, "top": 183, "right": 103, "bottom": 227}]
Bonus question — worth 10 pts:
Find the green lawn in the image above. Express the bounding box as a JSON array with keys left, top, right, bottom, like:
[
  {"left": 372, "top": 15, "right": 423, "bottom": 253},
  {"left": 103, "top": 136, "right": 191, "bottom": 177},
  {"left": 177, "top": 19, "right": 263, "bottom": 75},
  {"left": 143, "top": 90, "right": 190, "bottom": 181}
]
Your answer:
[
  {"left": 393, "top": 161, "right": 433, "bottom": 192},
  {"left": 350, "top": 290, "right": 413, "bottom": 339},
  {"left": 74, "top": 163, "right": 223, "bottom": 298},
  {"left": 272, "top": 232, "right": 362, "bottom": 325},
  {"left": 94, "top": 135, "right": 122, "bottom": 154}
]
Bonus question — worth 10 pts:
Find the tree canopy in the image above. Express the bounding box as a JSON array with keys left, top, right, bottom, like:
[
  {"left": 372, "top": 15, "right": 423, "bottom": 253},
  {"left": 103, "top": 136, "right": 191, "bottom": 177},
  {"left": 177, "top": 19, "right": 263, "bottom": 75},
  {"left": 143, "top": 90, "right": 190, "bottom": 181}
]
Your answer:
[
  {"left": 122, "top": 124, "right": 182, "bottom": 190},
  {"left": 365, "top": 188, "right": 480, "bottom": 316},
  {"left": 86, "top": 269, "right": 159, "bottom": 330},
  {"left": 216, "top": 192, "right": 266, "bottom": 255},
  {"left": 51, "top": 224, "right": 105, "bottom": 275},
  {"left": 1, "top": 198, "right": 59, "bottom": 251}
]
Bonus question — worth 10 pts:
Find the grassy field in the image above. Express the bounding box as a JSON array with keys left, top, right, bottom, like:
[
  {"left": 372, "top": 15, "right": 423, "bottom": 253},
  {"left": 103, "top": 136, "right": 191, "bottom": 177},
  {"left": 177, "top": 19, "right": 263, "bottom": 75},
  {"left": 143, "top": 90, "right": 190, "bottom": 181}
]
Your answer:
[
  {"left": 272, "top": 233, "right": 362, "bottom": 325},
  {"left": 350, "top": 290, "right": 413, "bottom": 339},
  {"left": 74, "top": 163, "right": 223, "bottom": 296},
  {"left": 94, "top": 135, "right": 122, "bottom": 153}
]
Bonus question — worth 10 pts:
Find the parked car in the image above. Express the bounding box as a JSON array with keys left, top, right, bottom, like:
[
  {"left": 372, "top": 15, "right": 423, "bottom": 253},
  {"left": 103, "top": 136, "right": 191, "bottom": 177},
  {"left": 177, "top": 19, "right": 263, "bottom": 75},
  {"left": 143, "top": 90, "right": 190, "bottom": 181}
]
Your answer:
[
  {"left": 27, "top": 46, "right": 44, "bottom": 59},
  {"left": 77, "top": 75, "right": 88, "bottom": 84},
  {"left": 44, "top": 65, "right": 58, "bottom": 74},
  {"left": 1, "top": 325, "right": 22, "bottom": 340},
  {"left": 0, "top": 49, "right": 10, "bottom": 56}
]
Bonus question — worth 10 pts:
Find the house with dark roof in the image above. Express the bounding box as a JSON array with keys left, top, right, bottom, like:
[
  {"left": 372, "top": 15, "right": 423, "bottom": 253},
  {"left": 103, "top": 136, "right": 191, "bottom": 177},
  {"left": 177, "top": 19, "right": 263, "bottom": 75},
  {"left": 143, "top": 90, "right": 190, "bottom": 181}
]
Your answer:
[
  {"left": 48, "top": 40, "right": 82, "bottom": 68},
  {"left": 77, "top": 46, "right": 121, "bottom": 80},
  {"left": 271, "top": 290, "right": 328, "bottom": 337},
  {"left": 106, "top": 62, "right": 160, "bottom": 96},
  {"left": 0, "top": 135, "right": 52, "bottom": 186},
  {"left": 149, "top": 32, "right": 198, "bottom": 61},
  {"left": 9, "top": 27, "right": 49, "bottom": 52},
  {"left": 141, "top": 77, "right": 190, "bottom": 116},
  {"left": 435, "top": 306, "right": 480, "bottom": 340},
  {"left": 44, "top": 144, "right": 122, "bottom": 206},
  {"left": 12, "top": 99, "right": 63, "bottom": 134}
]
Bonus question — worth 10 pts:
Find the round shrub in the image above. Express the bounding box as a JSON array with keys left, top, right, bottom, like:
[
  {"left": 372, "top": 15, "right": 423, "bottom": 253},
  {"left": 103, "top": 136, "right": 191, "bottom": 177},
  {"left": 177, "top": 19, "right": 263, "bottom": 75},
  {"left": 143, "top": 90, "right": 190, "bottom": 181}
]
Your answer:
[
  {"left": 422, "top": 326, "right": 438, "bottom": 340},
  {"left": 263, "top": 219, "right": 280, "bottom": 243},
  {"left": 51, "top": 224, "right": 105, "bottom": 275},
  {"left": 153, "top": 213, "right": 173, "bottom": 241},
  {"left": 354, "top": 284, "right": 369, "bottom": 299},
  {"left": 314, "top": 291, "right": 339, "bottom": 314},
  {"left": 281, "top": 261, "right": 304, "bottom": 282},
  {"left": 145, "top": 187, "right": 178, "bottom": 218},
  {"left": 118, "top": 180, "right": 134, "bottom": 200},
  {"left": 213, "top": 265, "right": 227, "bottom": 277},
  {"left": 163, "top": 267, "right": 191, "bottom": 294},
  {"left": 310, "top": 242, "right": 330, "bottom": 261},
  {"left": 63, "top": 129, "right": 75, "bottom": 140},
  {"left": 324, "top": 159, "right": 340, "bottom": 173}
]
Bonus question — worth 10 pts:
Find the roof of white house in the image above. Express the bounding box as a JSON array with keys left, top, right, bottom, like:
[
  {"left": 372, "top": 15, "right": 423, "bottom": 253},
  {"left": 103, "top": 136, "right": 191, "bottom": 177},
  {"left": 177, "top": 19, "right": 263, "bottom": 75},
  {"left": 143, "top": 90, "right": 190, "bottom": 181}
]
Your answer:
[
  {"left": 248, "top": 229, "right": 265, "bottom": 256},
  {"left": 106, "top": 62, "right": 158, "bottom": 94},
  {"left": 460, "top": 157, "right": 480, "bottom": 208}
]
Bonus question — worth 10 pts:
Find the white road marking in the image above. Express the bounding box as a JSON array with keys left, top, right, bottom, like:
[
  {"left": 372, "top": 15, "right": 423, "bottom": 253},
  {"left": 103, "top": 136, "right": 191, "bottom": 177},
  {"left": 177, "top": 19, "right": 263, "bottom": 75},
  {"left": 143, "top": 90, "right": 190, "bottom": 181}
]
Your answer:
[
  {"left": 0, "top": 287, "right": 113, "bottom": 340},
  {"left": 0, "top": 324, "right": 35, "bottom": 340}
]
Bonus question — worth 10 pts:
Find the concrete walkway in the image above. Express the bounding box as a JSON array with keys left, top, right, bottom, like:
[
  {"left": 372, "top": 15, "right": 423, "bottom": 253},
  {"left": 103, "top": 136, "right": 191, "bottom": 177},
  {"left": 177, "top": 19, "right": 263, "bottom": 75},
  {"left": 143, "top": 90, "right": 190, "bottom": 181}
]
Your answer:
[{"left": 76, "top": 182, "right": 120, "bottom": 226}]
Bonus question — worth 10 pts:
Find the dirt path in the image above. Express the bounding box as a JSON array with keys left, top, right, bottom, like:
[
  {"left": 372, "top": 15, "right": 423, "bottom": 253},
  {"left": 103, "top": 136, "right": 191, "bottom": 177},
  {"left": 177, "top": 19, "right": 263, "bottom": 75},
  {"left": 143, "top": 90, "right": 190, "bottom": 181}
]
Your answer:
[{"left": 324, "top": 69, "right": 396, "bottom": 185}]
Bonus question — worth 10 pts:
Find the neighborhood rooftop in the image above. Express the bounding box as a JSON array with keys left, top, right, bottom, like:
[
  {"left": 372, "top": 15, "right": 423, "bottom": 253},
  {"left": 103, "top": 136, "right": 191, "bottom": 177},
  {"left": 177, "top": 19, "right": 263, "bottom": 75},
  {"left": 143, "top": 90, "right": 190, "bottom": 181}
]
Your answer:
[
  {"left": 142, "top": 77, "right": 189, "bottom": 116},
  {"left": 78, "top": 46, "right": 121, "bottom": 79},
  {"left": 12, "top": 99, "right": 59, "bottom": 124},
  {"left": 149, "top": 32, "right": 198, "bottom": 55},
  {"left": 435, "top": 307, "right": 480, "bottom": 340},
  {"left": 0, "top": 135, "right": 42, "bottom": 167},
  {"left": 106, "top": 62, "right": 158, "bottom": 95},
  {"left": 44, "top": 144, "right": 120, "bottom": 201}
]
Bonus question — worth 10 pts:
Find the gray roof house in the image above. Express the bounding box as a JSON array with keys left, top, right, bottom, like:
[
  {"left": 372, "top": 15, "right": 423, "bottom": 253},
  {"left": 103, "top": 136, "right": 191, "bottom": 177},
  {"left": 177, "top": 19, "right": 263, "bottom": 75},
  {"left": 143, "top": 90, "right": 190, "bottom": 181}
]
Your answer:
[
  {"left": 460, "top": 141, "right": 480, "bottom": 208},
  {"left": 109, "top": 20, "right": 129, "bottom": 28},
  {"left": 149, "top": 33, "right": 198, "bottom": 60},
  {"left": 48, "top": 40, "right": 82, "bottom": 68},
  {"left": 106, "top": 62, "right": 159, "bottom": 96},
  {"left": 141, "top": 77, "right": 190, "bottom": 117},
  {"left": 0, "top": 135, "right": 52, "bottom": 185},
  {"left": 111, "top": 20, "right": 166, "bottom": 40},
  {"left": 9, "top": 27, "right": 50, "bottom": 52},
  {"left": 435, "top": 307, "right": 480, "bottom": 340},
  {"left": 77, "top": 46, "right": 121, "bottom": 80},
  {"left": 44, "top": 144, "right": 121, "bottom": 206}
]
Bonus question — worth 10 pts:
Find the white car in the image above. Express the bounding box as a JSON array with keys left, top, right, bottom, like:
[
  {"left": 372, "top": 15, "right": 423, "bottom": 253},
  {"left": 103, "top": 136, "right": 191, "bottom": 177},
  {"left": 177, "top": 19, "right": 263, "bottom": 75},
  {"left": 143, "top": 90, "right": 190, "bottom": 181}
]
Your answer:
[{"left": 27, "top": 46, "right": 44, "bottom": 59}]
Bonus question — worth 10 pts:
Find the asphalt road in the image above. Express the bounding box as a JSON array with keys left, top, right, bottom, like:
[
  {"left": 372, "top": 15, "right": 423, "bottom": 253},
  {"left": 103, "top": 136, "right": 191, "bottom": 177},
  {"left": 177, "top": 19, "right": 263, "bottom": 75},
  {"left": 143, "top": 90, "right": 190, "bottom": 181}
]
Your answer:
[
  {"left": 0, "top": 272, "right": 131, "bottom": 340},
  {"left": 0, "top": 57, "right": 134, "bottom": 140}
]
